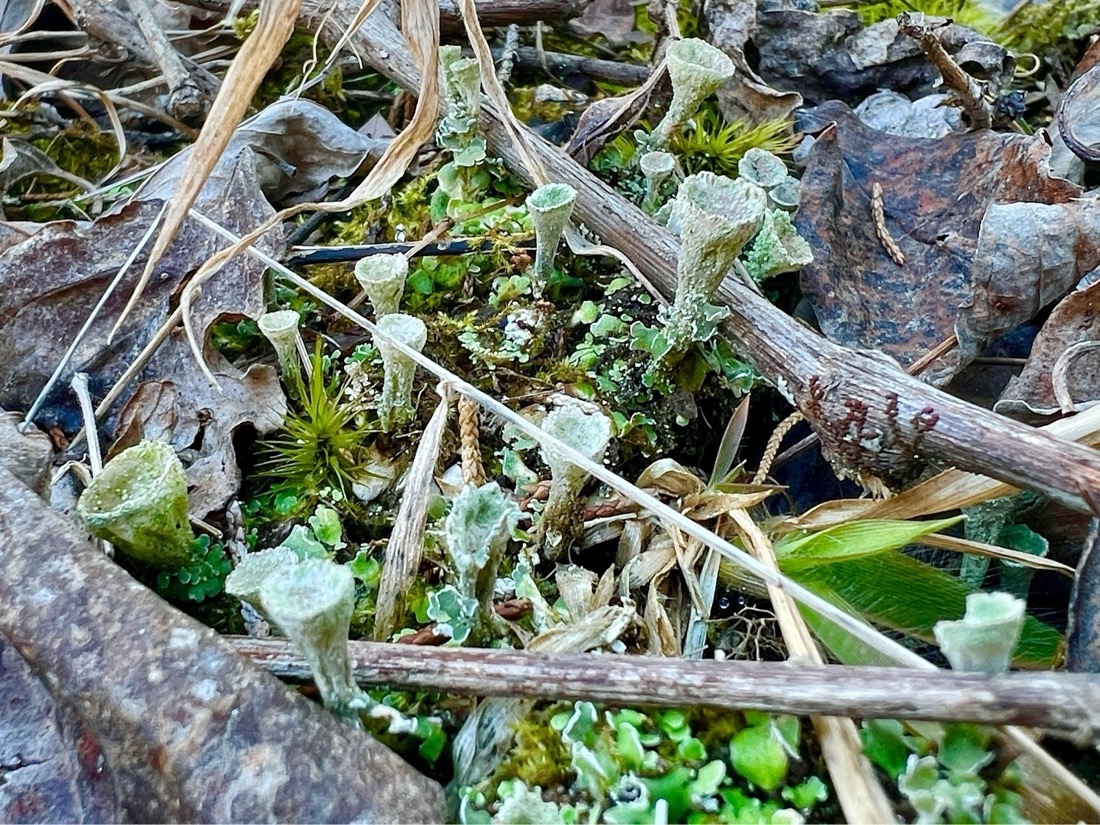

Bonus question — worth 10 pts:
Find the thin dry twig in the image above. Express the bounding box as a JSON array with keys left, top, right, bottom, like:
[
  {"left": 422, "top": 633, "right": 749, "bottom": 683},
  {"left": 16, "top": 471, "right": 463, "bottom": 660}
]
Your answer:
[
  {"left": 871, "top": 181, "right": 905, "bottom": 266},
  {"left": 898, "top": 12, "right": 994, "bottom": 129}
]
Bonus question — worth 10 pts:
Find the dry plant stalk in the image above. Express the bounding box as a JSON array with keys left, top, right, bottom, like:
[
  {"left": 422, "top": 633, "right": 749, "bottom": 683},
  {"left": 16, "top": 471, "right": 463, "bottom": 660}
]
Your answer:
[
  {"left": 751, "top": 410, "right": 803, "bottom": 485},
  {"left": 898, "top": 12, "right": 994, "bottom": 129},
  {"left": 728, "top": 509, "right": 896, "bottom": 823},
  {"left": 372, "top": 387, "right": 451, "bottom": 641}
]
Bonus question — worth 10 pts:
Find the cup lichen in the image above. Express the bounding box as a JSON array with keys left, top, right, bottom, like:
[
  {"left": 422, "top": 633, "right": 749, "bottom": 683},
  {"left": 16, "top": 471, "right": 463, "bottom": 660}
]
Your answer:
[
  {"left": 647, "top": 38, "right": 735, "bottom": 151},
  {"left": 354, "top": 253, "right": 408, "bottom": 318},
  {"left": 655, "top": 172, "right": 767, "bottom": 362},
  {"left": 525, "top": 183, "right": 577, "bottom": 297},
  {"left": 374, "top": 313, "right": 427, "bottom": 432},
  {"left": 76, "top": 439, "right": 194, "bottom": 567},
  {"left": 639, "top": 151, "right": 677, "bottom": 213},
  {"left": 537, "top": 400, "right": 612, "bottom": 559},
  {"left": 933, "top": 591, "right": 1026, "bottom": 674},
  {"left": 259, "top": 558, "right": 362, "bottom": 725},
  {"left": 258, "top": 309, "right": 305, "bottom": 391}
]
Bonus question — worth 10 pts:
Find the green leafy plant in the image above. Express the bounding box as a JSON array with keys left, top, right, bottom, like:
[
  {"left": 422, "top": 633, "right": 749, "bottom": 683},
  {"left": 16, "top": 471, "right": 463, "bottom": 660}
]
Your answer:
[
  {"left": 155, "top": 534, "right": 232, "bottom": 603},
  {"left": 862, "top": 720, "right": 1026, "bottom": 824},
  {"left": 461, "top": 702, "right": 827, "bottom": 824}
]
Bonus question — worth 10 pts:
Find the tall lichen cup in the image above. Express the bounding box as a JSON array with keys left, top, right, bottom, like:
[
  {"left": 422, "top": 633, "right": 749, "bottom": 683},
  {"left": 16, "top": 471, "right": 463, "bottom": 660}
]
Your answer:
[
  {"left": 354, "top": 254, "right": 408, "bottom": 318},
  {"left": 375, "top": 313, "right": 427, "bottom": 432},
  {"left": 76, "top": 440, "right": 194, "bottom": 567},
  {"left": 525, "top": 183, "right": 577, "bottom": 297},
  {"left": 662, "top": 172, "right": 766, "bottom": 356},
  {"left": 537, "top": 401, "right": 612, "bottom": 560},
  {"left": 259, "top": 558, "right": 362, "bottom": 726},
  {"left": 650, "top": 38, "right": 735, "bottom": 150},
  {"left": 258, "top": 309, "right": 304, "bottom": 393}
]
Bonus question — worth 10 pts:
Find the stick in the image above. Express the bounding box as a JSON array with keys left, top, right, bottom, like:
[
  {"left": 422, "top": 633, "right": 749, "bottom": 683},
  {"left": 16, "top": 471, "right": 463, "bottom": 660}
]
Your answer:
[{"left": 228, "top": 636, "right": 1100, "bottom": 740}]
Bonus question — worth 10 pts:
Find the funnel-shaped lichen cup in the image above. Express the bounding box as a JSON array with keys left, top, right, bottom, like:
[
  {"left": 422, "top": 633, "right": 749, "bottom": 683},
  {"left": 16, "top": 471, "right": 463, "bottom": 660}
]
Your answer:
[
  {"left": 375, "top": 313, "right": 428, "bottom": 432},
  {"left": 651, "top": 38, "right": 734, "bottom": 149},
  {"left": 260, "top": 558, "right": 360, "bottom": 725},
  {"left": 76, "top": 440, "right": 194, "bottom": 567},
  {"left": 526, "top": 183, "right": 577, "bottom": 295},
  {"left": 354, "top": 254, "right": 408, "bottom": 318}
]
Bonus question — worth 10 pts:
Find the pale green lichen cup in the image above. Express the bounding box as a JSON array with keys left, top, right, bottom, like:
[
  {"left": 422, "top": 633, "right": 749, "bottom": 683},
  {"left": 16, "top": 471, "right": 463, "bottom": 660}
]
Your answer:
[
  {"left": 651, "top": 38, "right": 735, "bottom": 149},
  {"left": 375, "top": 312, "right": 428, "bottom": 432},
  {"left": 258, "top": 309, "right": 304, "bottom": 391},
  {"left": 76, "top": 440, "right": 194, "bottom": 567},
  {"left": 525, "top": 183, "right": 577, "bottom": 295},
  {"left": 354, "top": 254, "right": 408, "bottom": 318}
]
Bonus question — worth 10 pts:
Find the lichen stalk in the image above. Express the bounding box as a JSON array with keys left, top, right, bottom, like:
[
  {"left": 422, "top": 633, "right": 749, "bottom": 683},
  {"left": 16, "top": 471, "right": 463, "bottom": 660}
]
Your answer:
[
  {"left": 650, "top": 38, "right": 735, "bottom": 151},
  {"left": 640, "top": 151, "right": 676, "bottom": 213},
  {"left": 374, "top": 313, "right": 427, "bottom": 432},
  {"left": 662, "top": 172, "right": 766, "bottom": 358}
]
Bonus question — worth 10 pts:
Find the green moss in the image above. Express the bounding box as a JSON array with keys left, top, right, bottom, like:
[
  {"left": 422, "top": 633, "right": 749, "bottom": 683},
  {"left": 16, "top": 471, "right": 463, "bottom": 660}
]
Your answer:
[{"left": 671, "top": 107, "right": 798, "bottom": 178}]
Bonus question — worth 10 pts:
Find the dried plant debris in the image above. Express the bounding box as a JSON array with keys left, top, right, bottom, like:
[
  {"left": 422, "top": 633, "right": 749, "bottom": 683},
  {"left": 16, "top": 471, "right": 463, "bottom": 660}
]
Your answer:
[
  {"left": 1058, "top": 64, "right": 1100, "bottom": 164},
  {"left": 795, "top": 102, "right": 1081, "bottom": 384},
  {"left": 0, "top": 154, "right": 274, "bottom": 431},
  {"left": 996, "top": 276, "right": 1100, "bottom": 420},
  {"left": 111, "top": 338, "right": 287, "bottom": 515},
  {"left": 958, "top": 198, "right": 1100, "bottom": 373}
]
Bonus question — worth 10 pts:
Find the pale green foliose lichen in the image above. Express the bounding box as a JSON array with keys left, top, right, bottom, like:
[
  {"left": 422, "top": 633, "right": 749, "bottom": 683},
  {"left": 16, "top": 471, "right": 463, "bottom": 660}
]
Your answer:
[{"left": 744, "top": 209, "right": 813, "bottom": 283}]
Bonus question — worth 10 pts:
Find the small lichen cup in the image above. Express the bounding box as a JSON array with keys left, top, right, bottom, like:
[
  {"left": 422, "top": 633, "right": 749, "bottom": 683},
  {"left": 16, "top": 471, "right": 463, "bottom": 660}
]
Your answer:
[
  {"left": 650, "top": 38, "right": 735, "bottom": 150},
  {"left": 375, "top": 313, "right": 427, "bottom": 432},
  {"left": 354, "top": 254, "right": 408, "bottom": 318},
  {"left": 525, "top": 183, "right": 577, "bottom": 297},
  {"left": 259, "top": 558, "right": 362, "bottom": 725},
  {"left": 537, "top": 401, "right": 612, "bottom": 559},
  {"left": 76, "top": 440, "right": 194, "bottom": 567},
  {"left": 258, "top": 309, "right": 304, "bottom": 392},
  {"left": 639, "top": 151, "right": 677, "bottom": 213}
]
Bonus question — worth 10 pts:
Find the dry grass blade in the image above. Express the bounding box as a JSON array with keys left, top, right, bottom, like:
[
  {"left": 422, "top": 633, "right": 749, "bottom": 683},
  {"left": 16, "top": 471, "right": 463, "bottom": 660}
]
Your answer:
[
  {"left": 373, "top": 387, "right": 451, "bottom": 641},
  {"left": 110, "top": 0, "right": 306, "bottom": 342},
  {"left": 728, "top": 509, "right": 896, "bottom": 823},
  {"left": 455, "top": 0, "right": 546, "bottom": 185},
  {"left": 921, "top": 533, "right": 1075, "bottom": 577}
]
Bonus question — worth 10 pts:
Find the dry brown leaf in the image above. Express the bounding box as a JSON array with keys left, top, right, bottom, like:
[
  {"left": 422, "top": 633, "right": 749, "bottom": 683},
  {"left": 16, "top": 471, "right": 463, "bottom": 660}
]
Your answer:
[
  {"left": 116, "top": 0, "right": 306, "bottom": 337},
  {"left": 957, "top": 198, "right": 1100, "bottom": 369},
  {"left": 796, "top": 102, "right": 1081, "bottom": 384}
]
